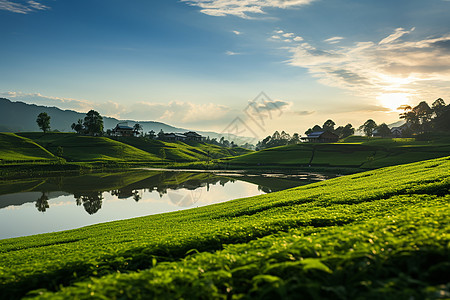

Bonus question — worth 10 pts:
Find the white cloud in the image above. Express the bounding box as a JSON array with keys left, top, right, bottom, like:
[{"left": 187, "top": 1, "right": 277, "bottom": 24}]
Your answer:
[
  {"left": 271, "top": 35, "right": 281, "bottom": 39},
  {"left": 293, "top": 36, "right": 303, "bottom": 42},
  {"left": 225, "top": 50, "right": 240, "bottom": 55},
  {"left": 182, "top": 0, "right": 316, "bottom": 18},
  {"left": 0, "top": 0, "right": 49, "bottom": 14},
  {"left": 379, "top": 27, "right": 415, "bottom": 45},
  {"left": 324, "top": 36, "right": 344, "bottom": 44},
  {"left": 282, "top": 28, "right": 450, "bottom": 110},
  {"left": 282, "top": 32, "right": 294, "bottom": 38},
  {"left": 232, "top": 30, "right": 241, "bottom": 35}
]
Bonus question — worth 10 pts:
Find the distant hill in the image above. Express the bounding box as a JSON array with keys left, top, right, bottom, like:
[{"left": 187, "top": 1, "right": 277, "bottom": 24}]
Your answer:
[{"left": 0, "top": 98, "right": 243, "bottom": 141}]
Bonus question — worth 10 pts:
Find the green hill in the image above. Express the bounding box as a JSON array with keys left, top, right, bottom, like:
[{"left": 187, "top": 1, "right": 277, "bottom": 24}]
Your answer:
[
  {"left": 0, "top": 156, "right": 449, "bottom": 298},
  {"left": 17, "top": 132, "right": 161, "bottom": 163},
  {"left": 0, "top": 133, "right": 58, "bottom": 163},
  {"left": 113, "top": 136, "right": 251, "bottom": 162},
  {"left": 222, "top": 136, "right": 450, "bottom": 170}
]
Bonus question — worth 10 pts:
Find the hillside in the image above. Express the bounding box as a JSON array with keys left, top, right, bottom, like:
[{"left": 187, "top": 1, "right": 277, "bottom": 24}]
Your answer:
[
  {"left": 2, "top": 133, "right": 250, "bottom": 164},
  {"left": 222, "top": 136, "right": 450, "bottom": 170},
  {"left": 113, "top": 136, "right": 251, "bottom": 162},
  {"left": 0, "top": 133, "right": 58, "bottom": 163},
  {"left": 0, "top": 156, "right": 448, "bottom": 298},
  {"left": 17, "top": 132, "right": 162, "bottom": 163}
]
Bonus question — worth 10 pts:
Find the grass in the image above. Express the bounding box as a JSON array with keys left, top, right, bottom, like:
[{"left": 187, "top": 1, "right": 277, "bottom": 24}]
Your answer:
[
  {"left": 0, "top": 133, "right": 57, "bottom": 163},
  {"left": 111, "top": 136, "right": 251, "bottom": 162},
  {"left": 0, "top": 156, "right": 449, "bottom": 299},
  {"left": 17, "top": 133, "right": 162, "bottom": 163},
  {"left": 220, "top": 135, "right": 450, "bottom": 171}
]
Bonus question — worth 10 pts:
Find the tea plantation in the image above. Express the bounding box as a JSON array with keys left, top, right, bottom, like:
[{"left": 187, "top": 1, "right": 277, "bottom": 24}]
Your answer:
[{"left": 0, "top": 156, "right": 449, "bottom": 299}]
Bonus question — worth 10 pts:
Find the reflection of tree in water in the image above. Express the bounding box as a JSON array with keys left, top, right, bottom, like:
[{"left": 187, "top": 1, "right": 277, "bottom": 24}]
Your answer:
[
  {"left": 75, "top": 192, "right": 103, "bottom": 215},
  {"left": 35, "top": 192, "right": 49, "bottom": 212},
  {"left": 132, "top": 190, "right": 141, "bottom": 202}
]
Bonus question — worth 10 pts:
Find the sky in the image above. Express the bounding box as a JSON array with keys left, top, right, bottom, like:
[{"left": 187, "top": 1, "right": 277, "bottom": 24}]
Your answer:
[{"left": 1, "top": 0, "right": 450, "bottom": 140}]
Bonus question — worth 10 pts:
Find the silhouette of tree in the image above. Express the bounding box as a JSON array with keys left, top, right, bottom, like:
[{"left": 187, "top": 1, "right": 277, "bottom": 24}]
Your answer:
[
  {"left": 71, "top": 119, "right": 84, "bottom": 134},
  {"left": 375, "top": 123, "right": 391, "bottom": 137},
  {"left": 359, "top": 119, "right": 377, "bottom": 137},
  {"left": 148, "top": 130, "right": 156, "bottom": 139},
  {"left": 75, "top": 192, "right": 103, "bottom": 215},
  {"left": 36, "top": 112, "right": 51, "bottom": 133},
  {"left": 133, "top": 123, "right": 143, "bottom": 136},
  {"left": 322, "top": 119, "right": 336, "bottom": 132},
  {"left": 83, "top": 110, "right": 104, "bottom": 136},
  {"left": 35, "top": 192, "right": 49, "bottom": 212}
]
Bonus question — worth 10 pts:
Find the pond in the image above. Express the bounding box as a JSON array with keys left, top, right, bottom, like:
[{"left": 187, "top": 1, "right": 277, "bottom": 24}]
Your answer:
[{"left": 0, "top": 170, "right": 336, "bottom": 239}]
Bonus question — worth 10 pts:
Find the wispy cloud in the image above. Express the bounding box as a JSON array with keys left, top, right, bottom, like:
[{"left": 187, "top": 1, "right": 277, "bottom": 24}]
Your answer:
[
  {"left": 182, "top": 0, "right": 315, "bottom": 18},
  {"left": 225, "top": 50, "right": 240, "bottom": 55},
  {"left": 324, "top": 36, "right": 344, "bottom": 44},
  {"left": 232, "top": 30, "right": 241, "bottom": 35},
  {"left": 379, "top": 27, "right": 415, "bottom": 45},
  {"left": 0, "top": 0, "right": 49, "bottom": 14},
  {"left": 276, "top": 28, "right": 450, "bottom": 109}
]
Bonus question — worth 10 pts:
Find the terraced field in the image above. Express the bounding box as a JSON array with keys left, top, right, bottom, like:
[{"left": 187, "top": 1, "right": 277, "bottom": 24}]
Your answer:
[
  {"left": 223, "top": 136, "right": 450, "bottom": 170},
  {"left": 1, "top": 156, "right": 449, "bottom": 299},
  {"left": 0, "top": 133, "right": 57, "bottom": 163}
]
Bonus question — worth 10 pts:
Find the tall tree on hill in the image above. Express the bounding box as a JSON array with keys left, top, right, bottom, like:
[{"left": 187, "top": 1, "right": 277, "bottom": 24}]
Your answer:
[
  {"left": 36, "top": 112, "right": 51, "bottom": 133},
  {"left": 359, "top": 119, "right": 377, "bottom": 137},
  {"left": 322, "top": 119, "right": 336, "bottom": 132},
  {"left": 375, "top": 123, "right": 391, "bottom": 137},
  {"left": 71, "top": 119, "right": 84, "bottom": 134},
  {"left": 133, "top": 123, "right": 143, "bottom": 136},
  {"left": 83, "top": 110, "right": 103, "bottom": 136}
]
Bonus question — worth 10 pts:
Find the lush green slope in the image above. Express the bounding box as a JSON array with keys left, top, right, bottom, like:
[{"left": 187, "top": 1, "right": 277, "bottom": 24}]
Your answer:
[
  {"left": 0, "top": 133, "right": 57, "bottom": 163},
  {"left": 17, "top": 133, "right": 162, "bottom": 162},
  {"left": 112, "top": 136, "right": 251, "bottom": 162},
  {"left": 0, "top": 156, "right": 449, "bottom": 299},
  {"left": 222, "top": 136, "right": 450, "bottom": 170}
]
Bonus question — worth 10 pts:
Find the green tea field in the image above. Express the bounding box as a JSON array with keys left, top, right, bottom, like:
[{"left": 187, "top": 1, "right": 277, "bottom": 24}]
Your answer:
[{"left": 0, "top": 156, "right": 449, "bottom": 299}]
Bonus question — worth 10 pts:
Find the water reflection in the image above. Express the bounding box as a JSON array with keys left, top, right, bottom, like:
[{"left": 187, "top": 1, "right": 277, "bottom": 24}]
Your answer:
[{"left": 0, "top": 170, "right": 336, "bottom": 216}]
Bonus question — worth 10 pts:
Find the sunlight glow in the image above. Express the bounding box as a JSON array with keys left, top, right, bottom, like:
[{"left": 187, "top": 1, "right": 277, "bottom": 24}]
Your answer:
[{"left": 377, "top": 93, "right": 412, "bottom": 111}]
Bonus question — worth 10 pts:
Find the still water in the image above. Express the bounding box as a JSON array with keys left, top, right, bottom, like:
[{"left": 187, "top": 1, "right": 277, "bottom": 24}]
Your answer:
[{"left": 0, "top": 170, "right": 334, "bottom": 239}]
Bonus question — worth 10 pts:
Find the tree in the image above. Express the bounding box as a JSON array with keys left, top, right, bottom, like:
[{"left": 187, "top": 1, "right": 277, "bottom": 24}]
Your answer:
[
  {"left": 36, "top": 112, "right": 51, "bottom": 133},
  {"left": 148, "top": 130, "right": 156, "bottom": 139},
  {"left": 359, "top": 119, "right": 377, "bottom": 137},
  {"left": 322, "top": 119, "right": 336, "bottom": 132},
  {"left": 289, "top": 133, "right": 300, "bottom": 144},
  {"left": 375, "top": 123, "right": 391, "bottom": 137},
  {"left": 157, "top": 129, "right": 165, "bottom": 140},
  {"left": 133, "top": 123, "right": 143, "bottom": 136},
  {"left": 341, "top": 124, "right": 354, "bottom": 138},
  {"left": 71, "top": 119, "right": 84, "bottom": 134},
  {"left": 432, "top": 98, "right": 446, "bottom": 118},
  {"left": 83, "top": 110, "right": 103, "bottom": 136}
]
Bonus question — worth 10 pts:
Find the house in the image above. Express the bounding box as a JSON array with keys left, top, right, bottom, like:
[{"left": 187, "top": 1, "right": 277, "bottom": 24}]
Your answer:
[
  {"left": 301, "top": 131, "right": 339, "bottom": 143},
  {"left": 112, "top": 123, "right": 134, "bottom": 137},
  {"left": 163, "top": 133, "right": 187, "bottom": 142},
  {"left": 391, "top": 127, "right": 403, "bottom": 138},
  {"left": 184, "top": 131, "right": 203, "bottom": 141},
  {"left": 160, "top": 131, "right": 203, "bottom": 142}
]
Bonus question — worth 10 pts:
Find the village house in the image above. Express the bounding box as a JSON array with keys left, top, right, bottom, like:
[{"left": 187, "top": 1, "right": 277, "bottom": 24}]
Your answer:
[
  {"left": 111, "top": 123, "right": 135, "bottom": 137},
  {"left": 390, "top": 127, "right": 403, "bottom": 138},
  {"left": 161, "top": 131, "right": 203, "bottom": 142},
  {"left": 301, "top": 131, "right": 339, "bottom": 143}
]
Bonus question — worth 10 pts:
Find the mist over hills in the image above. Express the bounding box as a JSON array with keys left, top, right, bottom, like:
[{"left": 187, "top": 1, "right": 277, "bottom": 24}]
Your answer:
[{"left": 0, "top": 98, "right": 238, "bottom": 141}]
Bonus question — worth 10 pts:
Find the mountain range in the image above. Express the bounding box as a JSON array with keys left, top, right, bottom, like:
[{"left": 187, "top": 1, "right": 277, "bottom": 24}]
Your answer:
[{"left": 0, "top": 98, "right": 239, "bottom": 141}]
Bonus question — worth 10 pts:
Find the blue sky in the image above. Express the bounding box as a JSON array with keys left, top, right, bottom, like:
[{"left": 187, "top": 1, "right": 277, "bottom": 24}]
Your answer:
[{"left": 1, "top": 0, "right": 450, "bottom": 137}]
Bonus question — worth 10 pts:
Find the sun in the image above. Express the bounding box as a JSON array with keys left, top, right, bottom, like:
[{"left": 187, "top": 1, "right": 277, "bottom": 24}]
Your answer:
[{"left": 377, "top": 93, "right": 411, "bottom": 111}]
